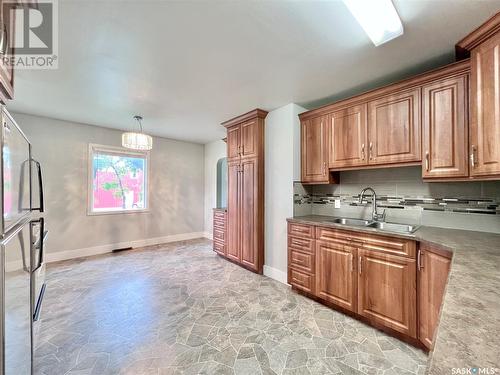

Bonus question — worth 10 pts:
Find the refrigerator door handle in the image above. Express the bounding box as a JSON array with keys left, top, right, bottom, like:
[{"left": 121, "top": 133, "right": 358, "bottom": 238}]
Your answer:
[
  {"left": 31, "top": 158, "right": 44, "bottom": 212},
  {"left": 33, "top": 283, "right": 46, "bottom": 322},
  {"left": 31, "top": 217, "right": 45, "bottom": 270}
]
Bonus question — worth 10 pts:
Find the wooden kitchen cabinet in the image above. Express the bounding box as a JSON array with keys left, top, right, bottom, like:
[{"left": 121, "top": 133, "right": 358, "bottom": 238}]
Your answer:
[
  {"left": 222, "top": 109, "right": 267, "bottom": 274},
  {"left": 240, "top": 157, "right": 261, "bottom": 272},
  {"left": 418, "top": 242, "right": 452, "bottom": 350},
  {"left": 358, "top": 248, "right": 417, "bottom": 338},
  {"left": 226, "top": 160, "right": 241, "bottom": 263},
  {"left": 301, "top": 115, "right": 335, "bottom": 184},
  {"left": 469, "top": 28, "right": 500, "bottom": 177},
  {"left": 367, "top": 88, "right": 421, "bottom": 165},
  {"left": 212, "top": 209, "right": 227, "bottom": 256},
  {"left": 316, "top": 240, "right": 357, "bottom": 312},
  {"left": 226, "top": 125, "right": 241, "bottom": 162},
  {"left": 328, "top": 105, "right": 368, "bottom": 169},
  {"left": 422, "top": 72, "right": 469, "bottom": 179}
]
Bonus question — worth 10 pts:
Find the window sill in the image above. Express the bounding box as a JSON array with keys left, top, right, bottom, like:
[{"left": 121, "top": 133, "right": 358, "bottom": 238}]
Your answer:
[{"left": 87, "top": 209, "right": 150, "bottom": 216}]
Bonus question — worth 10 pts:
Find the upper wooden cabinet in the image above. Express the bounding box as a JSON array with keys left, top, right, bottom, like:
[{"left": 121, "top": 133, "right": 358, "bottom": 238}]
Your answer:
[
  {"left": 367, "top": 88, "right": 421, "bottom": 165},
  {"left": 226, "top": 125, "right": 241, "bottom": 162},
  {"left": 301, "top": 115, "right": 334, "bottom": 184},
  {"left": 469, "top": 31, "right": 500, "bottom": 177},
  {"left": 422, "top": 72, "right": 469, "bottom": 179},
  {"left": 418, "top": 242, "right": 452, "bottom": 350},
  {"left": 240, "top": 120, "right": 258, "bottom": 159},
  {"left": 328, "top": 105, "right": 367, "bottom": 168}
]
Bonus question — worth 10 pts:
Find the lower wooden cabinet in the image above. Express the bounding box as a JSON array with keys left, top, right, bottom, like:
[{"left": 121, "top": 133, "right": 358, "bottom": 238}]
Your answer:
[
  {"left": 418, "top": 242, "right": 452, "bottom": 349},
  {"left": 315, "top": 240, "right": 357, "bottom": 312},
  {"left": 287, "top": 221, "right": 452, "bottom": 346},
  {"left": 357, "top": 249, "right": 417, "bottom": 338},
  {"left": 212, "top": 209, "right": 227, "bottom": 256}
]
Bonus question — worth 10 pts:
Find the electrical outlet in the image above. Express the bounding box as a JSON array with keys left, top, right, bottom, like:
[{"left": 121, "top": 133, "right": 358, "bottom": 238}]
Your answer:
[{"left": 334, "top": 199, "right": 341, "bottom": 209}]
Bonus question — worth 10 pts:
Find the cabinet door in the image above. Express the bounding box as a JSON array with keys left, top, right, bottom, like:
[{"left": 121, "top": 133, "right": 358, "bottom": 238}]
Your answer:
[
  {"left": 328, "top": 104, "right": 368, "bottom": 169},
  {"left": 422, "top": 75, "right": 469, "bottom": 179},
  {"left": 418, "top": 245, "right": 451, "bottom": 350},
  {"left": 368, "top": 89, "right": 421, "bottom": 165},
  {"left": 241, "top": 120, "right": 258, "bottom": 159},
  {"left": 240, "top": 158, "right": 261, "bottom": 272},
  {"left": 316, "top": 241, "right": 357, "bottom": 312},
  {"left": 226, "top": 161, "right": 240, "bottom": 262},
  {"left": 470, "top": 33, "right": 500, "bottom": 177},
  {"left": 358, "top": 249, "right": 417, "bottom": 338},
  {"left": 301, "top": 116, "right": 329, "bottom": 183},
  {"left": 227, "top": 125, "right": 241, "bottom": 162}
]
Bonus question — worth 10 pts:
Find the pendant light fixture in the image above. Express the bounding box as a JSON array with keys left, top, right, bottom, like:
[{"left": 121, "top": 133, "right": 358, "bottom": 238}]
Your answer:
[{"left": 122, "top": 115, "right": 153, "bottom": 151}]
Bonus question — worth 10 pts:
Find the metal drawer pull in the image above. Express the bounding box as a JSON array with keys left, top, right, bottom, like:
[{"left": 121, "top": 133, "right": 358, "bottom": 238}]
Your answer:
[
  {"left": 425, "top": 151, "right": 430, "bottom": 171},
  {"left": 417, "top": 250, "right": 424, "bottom": 271},
  {"left": 361, "top": 143, "right": 365, "bottom": 160},
  {"left": 470, "top": 145, "right": 476, "bottom": 168}
]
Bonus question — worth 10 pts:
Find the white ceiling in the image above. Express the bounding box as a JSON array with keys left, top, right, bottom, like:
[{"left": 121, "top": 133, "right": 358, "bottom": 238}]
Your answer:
[{"left": 9, "top": 0, "right": 500, "bottom": 144}]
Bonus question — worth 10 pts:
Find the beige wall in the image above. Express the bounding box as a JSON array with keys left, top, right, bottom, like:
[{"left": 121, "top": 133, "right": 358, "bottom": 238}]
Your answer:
[
  {"left": 203, "top": 139, "right": 227, "bottom": 238},
  {"left": 13, "top": 112, "right": 205, "bottom": 258}
]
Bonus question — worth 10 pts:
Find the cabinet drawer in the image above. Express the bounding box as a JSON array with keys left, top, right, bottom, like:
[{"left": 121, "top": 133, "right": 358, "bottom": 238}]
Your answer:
[
  {"left": 289, "top": 268, "right": 315, "bottom": 294},
  {"left": 316, "top": 226, "right": 416, "bottom": 258},
  {"left": 288, "top": 236, "right": 314, "bottom": 253},
  {"left": 289, "top": 249, "right": 315, "bottom": 273},
  {"left": 214, "top": 217, "right": 226, "bottom": 229},
  {"left": 316, "top": 227, "right": 363, "bottom": 246},
  {"left": 213, "top": 240, "right": 225, "bottom": 255},
  {"left": 288, "top": 222, "right": 314, "bottom": 239},
  {"left": 214, "top": 210, "right": 226, "bottom": 220},
  {"left": 213, "top": 228, "right": 225, "bottom": 242}
]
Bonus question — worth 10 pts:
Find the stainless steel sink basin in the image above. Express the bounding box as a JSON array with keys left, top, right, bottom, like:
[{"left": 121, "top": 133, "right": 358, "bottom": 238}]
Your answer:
[
  {"left": 327, "top": 218, "right": 372, "bottom": 226},
  {"left": 366, "top": 222, "right": 419, "bottom": 234}
]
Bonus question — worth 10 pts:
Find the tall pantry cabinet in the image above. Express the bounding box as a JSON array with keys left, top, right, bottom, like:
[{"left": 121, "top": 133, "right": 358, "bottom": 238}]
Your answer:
[{"left": 222, "top": 109, "right": 267, "bottom": 274}]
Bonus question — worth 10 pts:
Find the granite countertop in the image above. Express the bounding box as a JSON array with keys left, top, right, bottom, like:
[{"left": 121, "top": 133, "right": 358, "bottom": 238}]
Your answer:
[{"left": 287, "top": 215, "right": 500, "bottom": 375}]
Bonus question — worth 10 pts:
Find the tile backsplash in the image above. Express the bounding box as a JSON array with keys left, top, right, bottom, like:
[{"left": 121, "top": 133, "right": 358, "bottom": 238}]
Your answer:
[{"left": 294, "top": 166, "right": 500, "bottom": 234}]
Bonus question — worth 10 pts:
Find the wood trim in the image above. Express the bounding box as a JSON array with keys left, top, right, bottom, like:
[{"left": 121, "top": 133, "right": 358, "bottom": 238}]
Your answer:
[
  {"left": 299, "top": 60, "right": 471, "bottom": 121},
  {"left": 330, "top": 161, "right": 421, "bottom": 172},
  {"left": 456, "top": 12, "right": 500, "bottom": 55},
  {"left": 221, "top": 108, "right": 268, "bottom": 128}
]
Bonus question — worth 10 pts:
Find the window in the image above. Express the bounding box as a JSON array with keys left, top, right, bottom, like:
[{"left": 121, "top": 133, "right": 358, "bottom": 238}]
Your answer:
[{"left": 88, "top": 144, "right": 149, "bottom": 214}]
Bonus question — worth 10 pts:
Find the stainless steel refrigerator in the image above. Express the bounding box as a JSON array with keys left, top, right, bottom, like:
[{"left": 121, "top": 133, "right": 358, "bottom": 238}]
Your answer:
[{"left": 0, "top": 107, "right": 46, "bottom": 375}]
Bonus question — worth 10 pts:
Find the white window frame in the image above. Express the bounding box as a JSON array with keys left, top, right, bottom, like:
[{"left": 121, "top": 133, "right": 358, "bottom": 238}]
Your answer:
[{"left": 87, "top": 143, "right": 150, "bottom": 216}]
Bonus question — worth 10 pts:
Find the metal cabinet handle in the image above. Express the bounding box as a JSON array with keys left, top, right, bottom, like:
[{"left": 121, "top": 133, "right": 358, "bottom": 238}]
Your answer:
[
  {"left": 369, "top": 142, "right": 373, "bottom": 160},
  {"left": 425, "top": 151, "right": 430, "bottom": 172},
  {"left": 323, "top": 162, "right": 326, "bottom": 175},
  {"left": 361, "top": 143, "right": 365, "bottom": 160},
  {"left": 470, "top": 145, "right": 476, "bottom": 168},
  {"left": 350, "top": 253, "right": 354, "bottom": 272},
  {"left": 417, "top": 250, "right": 424, "bottom": 271},
  {"left": 358, "top": 256, "right": 362, "bottom": 275}
]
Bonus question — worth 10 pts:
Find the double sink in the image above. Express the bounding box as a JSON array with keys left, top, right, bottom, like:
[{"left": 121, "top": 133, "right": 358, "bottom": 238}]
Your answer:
[{"left": 325, "top": 217, "right": 419, "bottom": 234}]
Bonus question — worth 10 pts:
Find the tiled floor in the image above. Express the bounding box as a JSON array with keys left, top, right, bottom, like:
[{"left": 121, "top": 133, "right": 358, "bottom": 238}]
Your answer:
[{"left": 34, "top": 238, "right": 428, "bottom": 375}]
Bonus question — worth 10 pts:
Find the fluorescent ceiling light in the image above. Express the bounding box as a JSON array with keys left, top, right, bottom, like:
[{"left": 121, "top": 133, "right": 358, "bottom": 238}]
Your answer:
[{"left": 343, "top": 0, "right": 404, "bottom": 46}]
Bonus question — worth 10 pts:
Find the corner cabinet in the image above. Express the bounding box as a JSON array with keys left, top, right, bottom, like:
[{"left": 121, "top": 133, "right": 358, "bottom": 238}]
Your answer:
[
  {"left": 417, "top": 242, "right": 452, "bottom": 350},
  {"left": 222, "top": 109, "right": 267, "bottom": 274}
]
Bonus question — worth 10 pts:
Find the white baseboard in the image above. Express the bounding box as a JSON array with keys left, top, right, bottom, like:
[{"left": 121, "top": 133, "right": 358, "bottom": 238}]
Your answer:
[
  {"left": 263, "top": 265, "right": 288, "bottom": 284},
  {"left": 44, "top": 231, "right": 205, "bottom": 264},
  {"left": 203, "top": 231, "right": 212, "bottom": 240}
]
